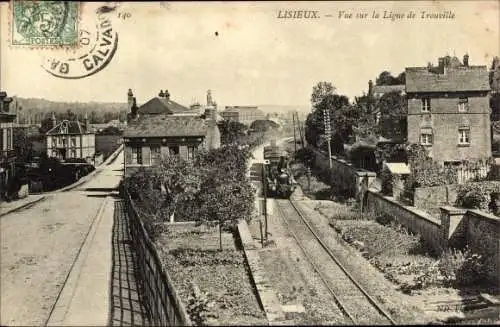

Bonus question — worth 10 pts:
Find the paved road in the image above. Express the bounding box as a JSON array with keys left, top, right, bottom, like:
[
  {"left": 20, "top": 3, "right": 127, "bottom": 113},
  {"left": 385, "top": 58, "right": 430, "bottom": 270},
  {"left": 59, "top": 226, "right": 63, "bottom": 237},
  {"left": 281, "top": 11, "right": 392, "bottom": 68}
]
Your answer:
[{"left": 0, "top": 152, "right": 124, "bottom": 326}]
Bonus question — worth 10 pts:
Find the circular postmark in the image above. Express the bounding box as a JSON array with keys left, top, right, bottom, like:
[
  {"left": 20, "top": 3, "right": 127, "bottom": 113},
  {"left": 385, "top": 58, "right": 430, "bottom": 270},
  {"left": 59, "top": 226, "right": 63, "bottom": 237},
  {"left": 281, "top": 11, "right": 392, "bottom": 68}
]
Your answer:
[{"left": 41, "top": 13, "right": 118, "bottom": 79}]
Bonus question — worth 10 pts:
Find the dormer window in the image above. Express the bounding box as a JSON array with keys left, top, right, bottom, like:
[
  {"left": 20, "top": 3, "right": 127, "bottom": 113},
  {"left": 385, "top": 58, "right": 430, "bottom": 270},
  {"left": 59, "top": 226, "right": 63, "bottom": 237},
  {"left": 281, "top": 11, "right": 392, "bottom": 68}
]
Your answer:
[
  {"left": 458, "top": 97, "right": 469, "bottom": 112},
  {"left": 421, "top": 98, "right": 431, "bottom": 112}
]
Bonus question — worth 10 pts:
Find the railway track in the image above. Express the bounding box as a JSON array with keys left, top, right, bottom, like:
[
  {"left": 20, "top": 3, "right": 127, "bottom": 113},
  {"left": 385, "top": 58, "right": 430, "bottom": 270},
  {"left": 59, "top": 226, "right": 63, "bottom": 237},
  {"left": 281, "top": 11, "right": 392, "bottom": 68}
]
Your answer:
[{"left": 276, "top": 199, "right": 397, "bottom": 325}]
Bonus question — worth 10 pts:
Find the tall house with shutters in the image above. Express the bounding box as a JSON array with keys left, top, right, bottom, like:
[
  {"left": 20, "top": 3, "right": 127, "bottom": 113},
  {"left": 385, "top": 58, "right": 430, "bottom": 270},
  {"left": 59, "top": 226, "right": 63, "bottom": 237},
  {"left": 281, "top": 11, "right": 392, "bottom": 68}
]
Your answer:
[{"left": 405, "top": 54, "right": 492, "bottom": 165}]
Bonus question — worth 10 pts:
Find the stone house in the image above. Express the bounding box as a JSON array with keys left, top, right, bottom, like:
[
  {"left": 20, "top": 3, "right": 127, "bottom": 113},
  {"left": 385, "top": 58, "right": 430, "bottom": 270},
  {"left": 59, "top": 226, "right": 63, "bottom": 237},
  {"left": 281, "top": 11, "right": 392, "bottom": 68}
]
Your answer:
[
  {"left": 405, "top": 54, "right": 492, "bottom": 165},
  {"left": 45, "top": 113, "right": 96, "bottom": 162},
  {"left": 123, "top": 89, "right": 221, "bottom": 175}
]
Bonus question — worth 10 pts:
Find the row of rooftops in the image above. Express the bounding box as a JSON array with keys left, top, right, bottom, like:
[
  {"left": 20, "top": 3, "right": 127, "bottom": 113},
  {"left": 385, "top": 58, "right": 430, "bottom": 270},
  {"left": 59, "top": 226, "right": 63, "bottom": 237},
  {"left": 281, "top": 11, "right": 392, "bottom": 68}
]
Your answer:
[{"left": 370, "top": 54, "right": 494, "bottom": 95}]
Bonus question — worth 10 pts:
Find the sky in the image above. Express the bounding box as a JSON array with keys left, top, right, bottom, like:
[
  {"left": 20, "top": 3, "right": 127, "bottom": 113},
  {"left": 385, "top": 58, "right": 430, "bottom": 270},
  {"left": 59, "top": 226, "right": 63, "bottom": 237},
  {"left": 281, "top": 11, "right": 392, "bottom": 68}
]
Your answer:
[{"left": 1, "top": 1, "right": 499, "bottom": 109}]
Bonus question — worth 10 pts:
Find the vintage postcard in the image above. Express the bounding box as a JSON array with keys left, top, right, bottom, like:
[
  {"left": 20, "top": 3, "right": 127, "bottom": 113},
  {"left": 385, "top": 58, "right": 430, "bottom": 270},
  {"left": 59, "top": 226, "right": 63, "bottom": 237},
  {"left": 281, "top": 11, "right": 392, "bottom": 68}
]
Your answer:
[{"left": 1, "top": 1, "right": 499, "bottom": 326}]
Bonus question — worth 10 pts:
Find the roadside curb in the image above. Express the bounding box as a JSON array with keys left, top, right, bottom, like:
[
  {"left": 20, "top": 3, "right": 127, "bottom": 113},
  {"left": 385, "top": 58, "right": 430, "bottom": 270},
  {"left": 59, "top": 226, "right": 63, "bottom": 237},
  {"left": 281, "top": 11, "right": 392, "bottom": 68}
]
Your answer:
[
  {"left": 46, "top": 196, "right": 111, "bottom": 326},
  {"left": 0, "top": 195, "right": 47, "bottom": 218}
]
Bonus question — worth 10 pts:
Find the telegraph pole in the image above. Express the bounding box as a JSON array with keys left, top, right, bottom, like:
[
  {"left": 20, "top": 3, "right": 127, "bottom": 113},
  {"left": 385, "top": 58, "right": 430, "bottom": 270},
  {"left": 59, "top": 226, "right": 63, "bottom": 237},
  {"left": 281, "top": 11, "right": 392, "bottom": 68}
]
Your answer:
[
  {"left": 261, "top": 163, "right": 268, "bottom": 241},
  {"left": 324, "top": 109, "right": 333, "bottom": 169},
  {"left": 292, "top": 112, "right": 297, "bottom": 153},
  {"left": 297, "top": 113, "right": 305, "bottom": 149}
]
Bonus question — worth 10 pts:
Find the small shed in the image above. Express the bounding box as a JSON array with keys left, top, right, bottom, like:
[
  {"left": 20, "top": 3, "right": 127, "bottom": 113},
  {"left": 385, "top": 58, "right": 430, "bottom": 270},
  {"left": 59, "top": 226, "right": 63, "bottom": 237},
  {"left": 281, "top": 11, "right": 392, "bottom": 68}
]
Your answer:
[{"left": 383, "top": 162, "right": 410, "bottom": 200}]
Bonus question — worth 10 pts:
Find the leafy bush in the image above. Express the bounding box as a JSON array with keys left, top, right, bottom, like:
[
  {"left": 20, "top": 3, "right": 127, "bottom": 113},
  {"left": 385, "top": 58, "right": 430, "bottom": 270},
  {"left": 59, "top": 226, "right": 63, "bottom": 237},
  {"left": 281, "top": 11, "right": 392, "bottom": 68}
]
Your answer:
[
  {"left": 124, "top": 145, "right": 256, "bottom": 246},
  {"left": 379, "top": 167, "right": 393, "bottom": 195},
  {"left": 455, "top": 181, "right": 500, "bottom": 211},
  {"left": 492, "top": 134, "right": 500, "bottom": 152},
  {"left": 438, "top": 247, "right": 486, "bottom": 286},
  {"left": 295, "top": 147, "right": 315, "bottom": 166},
  {"left": 405, "top": 143, "right": 457, "bottom": 188}
]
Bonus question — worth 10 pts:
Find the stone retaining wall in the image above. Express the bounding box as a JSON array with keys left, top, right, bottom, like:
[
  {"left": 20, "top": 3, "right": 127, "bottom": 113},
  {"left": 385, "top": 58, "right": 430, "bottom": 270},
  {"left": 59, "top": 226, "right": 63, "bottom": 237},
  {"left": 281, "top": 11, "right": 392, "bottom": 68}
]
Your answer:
[
  {"left": 362, "top": 190, "right": 444, "bottom": 254},
  {"left": 310, "top": 147, "right": 377, "bottom": 199},
  {"left": 440, "top": 206, "right": 500, "bottom": 285}
]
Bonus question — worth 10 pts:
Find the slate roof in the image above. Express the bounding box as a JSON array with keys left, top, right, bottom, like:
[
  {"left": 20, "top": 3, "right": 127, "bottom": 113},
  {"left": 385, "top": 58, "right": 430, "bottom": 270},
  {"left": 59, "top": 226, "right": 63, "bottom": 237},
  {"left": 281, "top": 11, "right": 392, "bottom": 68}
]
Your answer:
[
  {"left": 405, "top": 66, "right": 490, "bottom": 93},
  {"left": 123, "top": 114, "right": 208, "bottom": 138},
  {"left": 46, "top": 120, "right": 91, "bottom": 135},
  {"left": 137, "top": 97, "right": 192, "bottom": 115},
  {"left": 372, "top": 85, "right": 405, "bottom": 96}
]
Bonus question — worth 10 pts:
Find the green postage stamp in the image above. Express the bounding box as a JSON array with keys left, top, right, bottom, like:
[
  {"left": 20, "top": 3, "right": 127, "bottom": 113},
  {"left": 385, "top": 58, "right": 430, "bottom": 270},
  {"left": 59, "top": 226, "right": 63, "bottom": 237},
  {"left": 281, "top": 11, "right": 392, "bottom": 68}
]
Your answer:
[{"left": 11, "top": 1, "right": 79, "bottom": 46}]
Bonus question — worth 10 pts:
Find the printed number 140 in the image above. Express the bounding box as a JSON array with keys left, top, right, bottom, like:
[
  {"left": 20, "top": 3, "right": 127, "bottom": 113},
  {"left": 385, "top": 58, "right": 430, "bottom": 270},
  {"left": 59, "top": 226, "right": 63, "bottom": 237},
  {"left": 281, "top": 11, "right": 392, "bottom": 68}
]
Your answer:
[{"left": 118, "top": 12, "right": 131, "bottom": 20}]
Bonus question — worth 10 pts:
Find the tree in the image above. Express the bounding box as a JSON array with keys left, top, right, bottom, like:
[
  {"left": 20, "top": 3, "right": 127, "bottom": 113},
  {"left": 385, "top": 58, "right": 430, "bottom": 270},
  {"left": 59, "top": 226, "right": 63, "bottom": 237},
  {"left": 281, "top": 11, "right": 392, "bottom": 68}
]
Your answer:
[
  {"left": 305, "top": 93, "right": 353, "bottom": 151},
  {"left": 218, "top": 120, "right": 247, "bottom": 145},
  {"left": 352, "top": 95, "right": 379, "bottom": 142},
  {"left": 377, "top": 90, "right": 408, "bottom": 142},
  {"left": 156, "top": 155, "right": 203, "bottom": 223},
  {"left": 13, "top": 129, "right": 33, "bottom": 163},
  {"left": 99, "top": 126, "right": 122, "bottom": 135},
  {"left": 311, "top": 81, "right": 336, "bottom": 109},
  {"left": 249, "top": 119, "right": 279, "bottom": 133},
  {"left": 375, "top": 71, "right": 405, "bottom": 86},
  {"left": 190, "top": 145, "right": 256, "bottom": 249},
  {"left": 196, "top": 171, "right": 254, "bottom": 250},
  {"left": 195, "top": 144, "right": 252, "bottom": 181},
  {"left": 40, "top": 117, "right": 54, "bottom": 134}
]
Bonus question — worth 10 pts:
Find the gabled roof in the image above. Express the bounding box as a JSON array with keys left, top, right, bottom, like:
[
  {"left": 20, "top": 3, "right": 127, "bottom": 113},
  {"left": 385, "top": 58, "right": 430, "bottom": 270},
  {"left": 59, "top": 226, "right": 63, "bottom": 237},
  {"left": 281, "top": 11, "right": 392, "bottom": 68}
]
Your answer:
[
  {"left": 46, "top": 120, "right": 91, "bottom": 135},
  {"left": 137, "top": 97, "right": 191, "bottom": 115},
  {"left": 405, "top": 66, "right": 490, "bottom": 93},
  {"left": 123, "top": 114, "right": 208, "bottom": 138}
]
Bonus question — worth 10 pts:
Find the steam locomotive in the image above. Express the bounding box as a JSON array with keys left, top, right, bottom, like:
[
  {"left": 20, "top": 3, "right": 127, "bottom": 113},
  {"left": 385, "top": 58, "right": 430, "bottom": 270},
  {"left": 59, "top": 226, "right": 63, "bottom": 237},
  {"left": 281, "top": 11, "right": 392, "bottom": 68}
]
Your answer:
[{"left": 263, "top": 141, "right": 296, "bottom": 198}]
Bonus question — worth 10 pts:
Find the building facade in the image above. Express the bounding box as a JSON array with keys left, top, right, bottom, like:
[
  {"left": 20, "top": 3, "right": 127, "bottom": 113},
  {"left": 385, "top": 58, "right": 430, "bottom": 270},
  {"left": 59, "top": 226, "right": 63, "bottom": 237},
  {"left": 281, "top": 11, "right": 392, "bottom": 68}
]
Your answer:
[
  {"left": 406, "top": 54, "right": 492, "bottom": 164},
  {"left": 46, "top": 113, "right": 96, "bottom": 161},
  {"left": 0, "top": 92, "right": 17, "bottom": 200},
  {"left": 123, "top": 89, "right": 220, "bottom": 175},
  {"left": 123, "top": 115, "right": 208, "bottom": 175},
  {"left": 221, "top": 106, "right": 266, "bottom": 126}
]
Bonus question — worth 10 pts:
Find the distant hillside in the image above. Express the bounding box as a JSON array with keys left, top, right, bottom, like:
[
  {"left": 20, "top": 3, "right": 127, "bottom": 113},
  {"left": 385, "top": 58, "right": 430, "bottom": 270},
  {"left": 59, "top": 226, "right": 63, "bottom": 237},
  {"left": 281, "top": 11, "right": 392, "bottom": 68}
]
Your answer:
[
  {"left": 14, "top": 97, "right": 127, "bottom": 113},
  {"left": 258, "top": 104, "right": 311, "bottom": 114}
]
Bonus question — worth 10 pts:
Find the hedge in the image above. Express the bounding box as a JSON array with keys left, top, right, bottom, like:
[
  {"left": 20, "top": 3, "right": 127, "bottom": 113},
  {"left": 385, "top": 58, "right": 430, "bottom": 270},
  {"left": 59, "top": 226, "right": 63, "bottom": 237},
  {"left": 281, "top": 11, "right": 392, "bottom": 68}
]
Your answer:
[{"left": 455, "top": 181, "right": 500, "bottom": 212}]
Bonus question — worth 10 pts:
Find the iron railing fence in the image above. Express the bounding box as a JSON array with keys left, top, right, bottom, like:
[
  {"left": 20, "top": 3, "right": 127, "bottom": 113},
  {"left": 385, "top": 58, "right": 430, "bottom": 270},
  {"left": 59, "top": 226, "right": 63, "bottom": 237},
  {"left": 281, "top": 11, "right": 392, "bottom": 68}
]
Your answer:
[{"left": 121, "top": 187, "right": 192, "bottom": 326}]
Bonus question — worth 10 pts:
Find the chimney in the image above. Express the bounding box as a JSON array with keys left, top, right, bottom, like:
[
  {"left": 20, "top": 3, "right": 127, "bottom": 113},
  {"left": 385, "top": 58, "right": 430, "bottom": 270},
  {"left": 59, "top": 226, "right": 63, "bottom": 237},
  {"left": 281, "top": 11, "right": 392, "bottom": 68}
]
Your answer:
[
  {"left": 165, "top": 90, "right": 170, "bottom": 100},
  {"left": 51, "top": 112, "right": 57, "bottom": 128},
  {"left": 438, "top": 57, "right": 445, "bottom": 74},
  {"left": 127, "top": 89, "right": 134, "bottom": 112},
  {"left": 158, "top": 90, "right": 165, "bottom": 97},
  {"left": 463, "top": 53, "right": 469, "bottom": 67},
  {"left": 131, "top": 97, "right": 138, "bottom": 117},
  {"left": 207, "top": 89, "right": 213, "bottom": 106}
]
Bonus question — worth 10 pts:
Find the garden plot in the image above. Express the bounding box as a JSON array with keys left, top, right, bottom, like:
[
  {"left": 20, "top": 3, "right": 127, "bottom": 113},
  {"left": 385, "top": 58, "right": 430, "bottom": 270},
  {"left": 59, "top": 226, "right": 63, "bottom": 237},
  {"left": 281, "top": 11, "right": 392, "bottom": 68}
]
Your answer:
[
  {"left": 155, "top": 224, "right": 267, "bottom": 326},
  {"left": 310, "top": 201, "right": 500, "bottom": 325}
]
